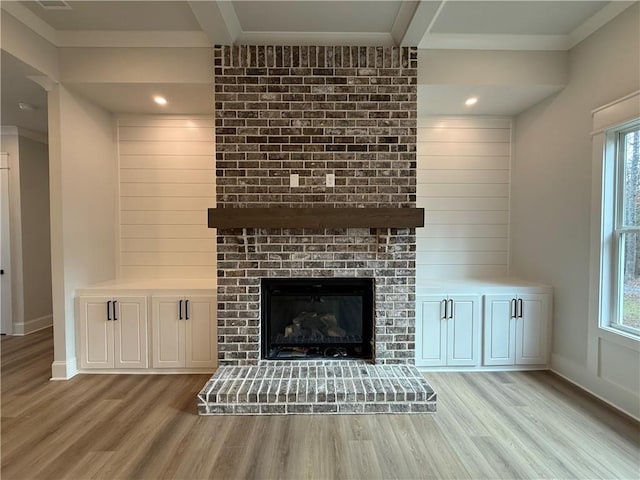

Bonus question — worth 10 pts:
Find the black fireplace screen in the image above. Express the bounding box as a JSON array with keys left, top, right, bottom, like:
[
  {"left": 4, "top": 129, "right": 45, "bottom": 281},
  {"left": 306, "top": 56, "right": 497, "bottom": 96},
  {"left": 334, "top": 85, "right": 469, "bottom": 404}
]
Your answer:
[{"left": 261, "top": 278, "right": 374, "bottom": 360}]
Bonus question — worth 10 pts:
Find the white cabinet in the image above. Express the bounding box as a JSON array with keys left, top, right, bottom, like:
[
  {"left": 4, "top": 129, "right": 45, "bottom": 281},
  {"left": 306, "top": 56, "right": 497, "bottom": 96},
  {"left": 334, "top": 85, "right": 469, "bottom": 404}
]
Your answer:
[
  {"left": 416, "top": 294, "right": 481, "bottom": 367},
  {"left": 483, "top": 294, "right": 550, "bottom": 366},
  {"left": 78, "top": 295, "right": 148, "bottom": 369},
  {"left": 151, "top": 295, "right": 217, "bottom": 369}
]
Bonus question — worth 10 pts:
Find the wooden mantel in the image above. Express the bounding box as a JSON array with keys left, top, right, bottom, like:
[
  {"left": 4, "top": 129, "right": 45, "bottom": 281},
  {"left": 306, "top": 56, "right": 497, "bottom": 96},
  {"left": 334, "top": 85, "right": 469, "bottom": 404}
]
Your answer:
[{"left": 207, "top": 207, "right": 424, "bottom": 229}]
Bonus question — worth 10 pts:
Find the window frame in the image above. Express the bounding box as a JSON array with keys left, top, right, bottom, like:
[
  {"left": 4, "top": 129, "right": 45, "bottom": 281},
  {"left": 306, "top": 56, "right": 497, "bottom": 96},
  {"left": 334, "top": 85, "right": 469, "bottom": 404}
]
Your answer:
[
  {"left": 610, "top": 124, "right": 640, "bottom": 336},
  {"left": 601, "top": 121, "right": 640, "bottom": 338}
]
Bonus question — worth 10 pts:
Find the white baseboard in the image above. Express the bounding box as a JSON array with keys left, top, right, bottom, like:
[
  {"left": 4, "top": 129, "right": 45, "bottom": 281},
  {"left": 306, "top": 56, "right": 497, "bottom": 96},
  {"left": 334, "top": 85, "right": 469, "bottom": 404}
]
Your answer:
[
  {"left": 50, "top": 357, "right": 78, "bottom": 380},
  {"left": 13, "top": 314, "right": 53, "bottom": 336},
  {"left": 551, "top": 353, "right": 640, "bottom": 421}
]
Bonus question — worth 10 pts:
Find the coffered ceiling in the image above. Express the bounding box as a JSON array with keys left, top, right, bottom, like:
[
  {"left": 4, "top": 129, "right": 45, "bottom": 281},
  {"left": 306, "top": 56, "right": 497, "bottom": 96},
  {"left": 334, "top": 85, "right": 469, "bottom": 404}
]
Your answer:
[
  {"left": 8, "top": 0, "right": 629, "bottom": 48},
  {"left": 1, "top": 0, "right": 637, "bottom": 134}
]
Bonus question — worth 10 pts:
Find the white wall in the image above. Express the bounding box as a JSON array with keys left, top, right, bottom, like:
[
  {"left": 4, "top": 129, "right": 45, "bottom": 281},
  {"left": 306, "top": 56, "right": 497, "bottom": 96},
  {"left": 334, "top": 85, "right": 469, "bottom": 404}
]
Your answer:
[
  {"left": 48, "top": 85, "right": 117, "bottom": 379},
  {"left": 117, "top": 115, "right": 215, "bottom": 278},
  {"left": 0, "top": 129, "right": 53, "bottom": 335},
  {"left": 17, "top": 134, "right": 52, "bottom": 333},
  {"left": 416, "top": 117, "right": 511, "bottom": 281},
  {"left": 511, "top": 4, "right": 640, "bottom": 417}
]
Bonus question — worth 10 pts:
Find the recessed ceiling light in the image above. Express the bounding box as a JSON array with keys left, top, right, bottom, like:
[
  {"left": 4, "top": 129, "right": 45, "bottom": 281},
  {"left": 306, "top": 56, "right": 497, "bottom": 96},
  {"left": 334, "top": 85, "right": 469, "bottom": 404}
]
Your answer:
[
  {"left": 154, "top": 96, "right": 168, "bottom": 106},
  {"left": 465, "top": 97, "right": 478, "bottom": 107}
]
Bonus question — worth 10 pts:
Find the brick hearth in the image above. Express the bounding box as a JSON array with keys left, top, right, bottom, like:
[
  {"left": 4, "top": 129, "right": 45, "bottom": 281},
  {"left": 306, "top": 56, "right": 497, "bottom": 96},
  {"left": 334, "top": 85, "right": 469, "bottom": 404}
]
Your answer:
[{"left": 198, "top": 361, "right": 436, "bottom": 415}]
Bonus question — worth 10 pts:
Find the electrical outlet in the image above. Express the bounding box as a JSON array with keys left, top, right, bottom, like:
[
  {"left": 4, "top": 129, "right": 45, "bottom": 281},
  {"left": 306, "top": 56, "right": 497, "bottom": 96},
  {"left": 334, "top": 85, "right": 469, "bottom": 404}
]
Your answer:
[
  {"left": 290, "top": 173, "right": 299, "bottom": 187},
  {"left": 326, "top": 173, "right": 335, "bottom": 187}
]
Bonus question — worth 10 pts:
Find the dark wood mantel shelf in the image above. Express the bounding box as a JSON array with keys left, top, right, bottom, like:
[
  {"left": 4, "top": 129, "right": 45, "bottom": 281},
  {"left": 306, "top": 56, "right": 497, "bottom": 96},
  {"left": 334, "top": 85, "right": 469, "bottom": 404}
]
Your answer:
[{"left": 207, "top": 207, "right": 424, "bottom": 229}]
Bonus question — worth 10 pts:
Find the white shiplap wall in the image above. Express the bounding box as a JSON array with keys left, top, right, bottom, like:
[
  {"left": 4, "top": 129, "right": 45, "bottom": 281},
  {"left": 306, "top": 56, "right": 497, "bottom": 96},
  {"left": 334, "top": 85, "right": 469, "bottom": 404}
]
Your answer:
[
  {"left": 417, "top": 117, "right": 511, "bottom": 281},
  {"left": 117, "top": 116, "right": 216, "bottom": 279}
]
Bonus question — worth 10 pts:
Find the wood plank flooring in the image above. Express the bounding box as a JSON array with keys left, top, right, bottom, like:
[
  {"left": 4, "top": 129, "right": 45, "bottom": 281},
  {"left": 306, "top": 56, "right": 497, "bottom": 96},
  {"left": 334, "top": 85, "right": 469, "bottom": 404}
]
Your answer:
[{"left": 2, "top": 328, "right": 638, "bottom": 479}]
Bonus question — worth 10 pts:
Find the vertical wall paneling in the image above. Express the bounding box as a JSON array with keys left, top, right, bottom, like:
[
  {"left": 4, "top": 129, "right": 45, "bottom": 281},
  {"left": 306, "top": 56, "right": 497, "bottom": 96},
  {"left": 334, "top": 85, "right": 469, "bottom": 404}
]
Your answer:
[
  {"left": 117, "top": 116, "right": 215, "bottom": 279},
  {"left": 416, "top": 117, "right": 511, "bottom": 280}
]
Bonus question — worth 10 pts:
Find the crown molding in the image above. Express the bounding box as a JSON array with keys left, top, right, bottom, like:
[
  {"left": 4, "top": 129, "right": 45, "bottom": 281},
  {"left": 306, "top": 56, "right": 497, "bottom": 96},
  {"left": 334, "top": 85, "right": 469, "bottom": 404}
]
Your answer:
[
  {"left": 419, "top": 33, "right": 569, "bottom": 51},
  {"left": 235, "top": 31, "right": 396, "bottom": 47}
]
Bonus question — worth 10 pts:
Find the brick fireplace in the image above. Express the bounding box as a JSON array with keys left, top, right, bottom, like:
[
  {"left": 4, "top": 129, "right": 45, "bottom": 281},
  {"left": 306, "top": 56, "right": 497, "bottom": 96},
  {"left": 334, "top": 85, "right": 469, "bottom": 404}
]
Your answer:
[{"left": 213, "top": 45, "right": 418, "bottom": 366}]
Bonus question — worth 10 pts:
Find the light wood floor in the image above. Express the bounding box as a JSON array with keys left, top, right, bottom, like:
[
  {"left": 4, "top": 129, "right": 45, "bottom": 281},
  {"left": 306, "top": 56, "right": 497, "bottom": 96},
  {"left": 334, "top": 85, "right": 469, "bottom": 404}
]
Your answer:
[{"left": 1, "top": 328, "right": 638, "bottom": 480}]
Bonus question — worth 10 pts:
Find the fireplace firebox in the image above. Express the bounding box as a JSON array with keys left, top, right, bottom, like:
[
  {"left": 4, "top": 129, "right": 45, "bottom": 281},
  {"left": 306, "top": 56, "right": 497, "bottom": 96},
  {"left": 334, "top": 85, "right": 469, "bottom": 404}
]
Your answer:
[{"left": 261, "top": 278, "right": 374, "bottom": 360}]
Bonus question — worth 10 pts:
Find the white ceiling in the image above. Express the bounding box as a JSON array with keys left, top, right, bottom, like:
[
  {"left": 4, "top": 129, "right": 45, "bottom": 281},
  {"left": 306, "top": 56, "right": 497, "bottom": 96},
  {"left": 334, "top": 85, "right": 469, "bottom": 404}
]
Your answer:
[
  {"left": 1, "top": 0, "right": 635, "bottom": 135},
  {"left": 20, "top": 1, "right": 202, "bottom": 31},
  {"left": 233, "top": 1, "right": 403, "bottom": 33},
  {"left": 429, "top": 1, "right": 609, "bottom": 35}
]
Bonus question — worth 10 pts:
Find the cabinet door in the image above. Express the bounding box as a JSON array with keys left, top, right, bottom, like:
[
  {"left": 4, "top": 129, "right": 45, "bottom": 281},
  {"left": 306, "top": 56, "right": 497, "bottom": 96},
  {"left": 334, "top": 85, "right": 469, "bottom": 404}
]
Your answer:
[
  {"left": 415, "top": 296, "right": 447, "bottom": 367},
  {"left": 113, "top": 296, "right": 148, "bottom": 369},
  {"left": 515, "top": 294, "right": 549, "bottom": 365},
  {"left": 483, "top": 295, "right": 516, "bottom": 366},
  {"left": 447, "top": 295, "right": 481, "bottom": 367},
  {"left": 184, "top": 295, "right": 217, "bottom": 369},
  {"left": 151, "top": 296, "right": 185, "bottom": 368},
  {"left": 78, "top": 296, "right": 114, "bottom": 369}
]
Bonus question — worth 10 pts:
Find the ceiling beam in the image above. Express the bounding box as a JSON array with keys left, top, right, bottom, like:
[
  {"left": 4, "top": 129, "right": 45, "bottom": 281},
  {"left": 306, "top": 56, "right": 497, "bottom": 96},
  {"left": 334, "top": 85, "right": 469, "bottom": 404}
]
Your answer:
[
  {"left": 391, "top": 1, "right": 419, "bottom": 46},
  {"left": 400, "top": 0, "right": 446, "bottom": 46},
  {"left": 187, "top": 0, "right": 241, "bottom": 45}
]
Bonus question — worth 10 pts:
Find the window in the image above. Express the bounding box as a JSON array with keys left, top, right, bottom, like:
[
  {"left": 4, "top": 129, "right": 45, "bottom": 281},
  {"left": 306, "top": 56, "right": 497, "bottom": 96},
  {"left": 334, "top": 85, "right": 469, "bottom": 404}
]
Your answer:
[{"left": 612, "top": 125, "right": 640, "bottom": 335}]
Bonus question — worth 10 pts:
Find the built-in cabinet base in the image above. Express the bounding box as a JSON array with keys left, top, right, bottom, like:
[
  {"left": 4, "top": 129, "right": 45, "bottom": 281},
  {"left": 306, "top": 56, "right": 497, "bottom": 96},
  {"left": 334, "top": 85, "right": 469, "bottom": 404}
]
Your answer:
[
  {"left": 76, "top": 279, "right": 217, "bottom": 373},
  {"left": 416, "top": 279, "right": 552, "bottom": 371}
]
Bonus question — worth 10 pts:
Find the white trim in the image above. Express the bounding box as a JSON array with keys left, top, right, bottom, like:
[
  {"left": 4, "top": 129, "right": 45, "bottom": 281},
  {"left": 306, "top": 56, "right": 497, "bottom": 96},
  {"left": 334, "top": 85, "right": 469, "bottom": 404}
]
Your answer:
[
  {"left": 419, "top": 33, "right": 569, "bottom": 51},
  {"left": 591, "top": 91, "right": 640, "bottom": 134},
  {"left": 12, "top": 314, "right": 53, "bottom": 336},
  {"left": 568, "top": 1, "right": 637, "bottom": 49},
  {"left": 236, "top": 31, "right": 396, "bottom": 47},
  {"left": 551, "top": 353, "right": 639, "bottom": 421},
  {"left": 587, "top": 92, "right": 640, "bottom": 416},
  {"left": 0, "top": 155, "right": 12, "bottom": 336},
  {"left": 592, "top": 90, "right": 640, "bottom": 116},
  {"left": 55, "top": 30, "right": 211, "bottom": 48},
  {"left": 75, "top": 368, "right": 216, "bottom": 375},
  {"left": 50, "top": 357, "right": 77, "bottom": 380},
  {"left": 416, "top": 365, "right": 548, "bottom": 373}
]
